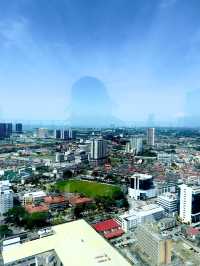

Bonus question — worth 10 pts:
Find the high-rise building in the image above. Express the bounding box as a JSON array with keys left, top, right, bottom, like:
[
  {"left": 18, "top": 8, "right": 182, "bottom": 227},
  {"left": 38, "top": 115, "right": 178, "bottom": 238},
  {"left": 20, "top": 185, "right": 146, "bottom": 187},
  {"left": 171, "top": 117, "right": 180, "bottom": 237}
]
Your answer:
[
  {"left": 147, "top": 127, "right": 155, "bottom": 146},
  {"left": 6, "top": 123, "right": 12, "bottom": 137},
  {"left": 60, "top": 129, "right": 76, "bottom": 140},
  {"left": 0, "top": 123, "right": 12, "bottom": 139},
  {"left": 130, "top": 137, "right": 143, "bottom": 155},
  {"left": 90, "top": 138, "right": 107, "bottom": 160},
  {"left": 0, "top": 181, "right": 13, "bottom": 215},
  {"left": 128, "top": 173, "right": 156, "bottom": 200},
  {"left": 61, "top": 129, "right": 69, "bottom": 140},
  {"left": 136, "top": 224, "right": 172, "bottom": 266},
  {"left": 0, "top": 123, "right": 6, "bottom": 139},
  {"left": 55, "top": 129, "right": 62, "bottom": 139},
  {"left": 179, "top": 184, "right": 200, "bottom": 224},
  {"left": 15, "top": 123, "right": 23, "bottom": 134}
]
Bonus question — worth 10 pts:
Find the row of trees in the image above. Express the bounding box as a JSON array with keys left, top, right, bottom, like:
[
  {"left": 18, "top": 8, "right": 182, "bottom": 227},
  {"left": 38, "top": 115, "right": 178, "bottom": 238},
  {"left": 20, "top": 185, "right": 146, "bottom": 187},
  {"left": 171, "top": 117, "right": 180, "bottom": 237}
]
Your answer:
[
  {"left": 0, "top": 225, "right": 12, "bottom": 239},
  {"left": 4, "top": 206, "right": 49, "bottom": 229},
  {"left": 73, "top": 191, "right": 129, "bottom": 219}
]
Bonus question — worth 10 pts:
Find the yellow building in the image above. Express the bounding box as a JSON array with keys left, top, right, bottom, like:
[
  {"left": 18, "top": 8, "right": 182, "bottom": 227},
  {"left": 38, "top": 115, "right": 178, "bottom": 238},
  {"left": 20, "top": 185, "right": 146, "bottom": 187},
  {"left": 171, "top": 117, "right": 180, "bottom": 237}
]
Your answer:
[
  {"left": 3, "top": 219, "right": 131, "bottom": 266},
  {"left": 135, "top": 224, "right": 172, "bottom": 266}
]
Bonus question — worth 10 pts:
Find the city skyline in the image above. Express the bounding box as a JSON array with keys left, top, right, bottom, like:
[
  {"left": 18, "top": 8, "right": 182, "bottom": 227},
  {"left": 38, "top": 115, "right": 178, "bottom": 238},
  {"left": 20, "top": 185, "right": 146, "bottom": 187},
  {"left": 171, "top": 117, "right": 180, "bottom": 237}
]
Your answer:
[{"left": 1, "top": 0, "right": 200, "bottom": 125}]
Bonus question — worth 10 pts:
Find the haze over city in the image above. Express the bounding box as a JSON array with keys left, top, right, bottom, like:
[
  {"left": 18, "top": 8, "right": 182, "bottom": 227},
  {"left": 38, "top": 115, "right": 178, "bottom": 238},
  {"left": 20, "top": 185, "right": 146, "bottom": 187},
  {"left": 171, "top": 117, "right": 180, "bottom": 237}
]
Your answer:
[
  {"left": 1, "top": 0, "right": 200, "bottom": 126},
  {"left": 2, "top": 1, "right": 200, "bottom": 266}
]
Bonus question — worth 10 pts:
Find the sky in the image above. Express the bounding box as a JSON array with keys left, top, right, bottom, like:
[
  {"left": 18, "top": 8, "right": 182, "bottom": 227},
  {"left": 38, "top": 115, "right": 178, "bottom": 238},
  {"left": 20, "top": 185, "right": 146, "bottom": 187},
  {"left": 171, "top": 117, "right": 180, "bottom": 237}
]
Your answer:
[{"left": 1, "top": 0, "right": 200, "bottom": 124}]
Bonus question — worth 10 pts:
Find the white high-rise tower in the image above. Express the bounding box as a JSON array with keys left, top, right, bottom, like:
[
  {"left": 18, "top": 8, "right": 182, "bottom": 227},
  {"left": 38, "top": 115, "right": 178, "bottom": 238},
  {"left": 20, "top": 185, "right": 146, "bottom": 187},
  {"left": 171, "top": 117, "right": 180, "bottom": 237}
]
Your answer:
[
  {"left": 0, "top": 181, "right": 13, "bottom": 215},
  {"left": 147, "top": 128, "right": 155, "bottom": 146},
  {"left": 90, "top": 138, "right": 107, "bottom": 160}
]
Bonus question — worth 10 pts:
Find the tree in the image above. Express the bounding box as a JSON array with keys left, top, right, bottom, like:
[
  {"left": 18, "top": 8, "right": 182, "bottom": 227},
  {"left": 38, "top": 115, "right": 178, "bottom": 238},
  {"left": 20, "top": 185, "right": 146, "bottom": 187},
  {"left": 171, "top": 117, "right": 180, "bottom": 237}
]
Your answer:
[
  {"left": 4, "top": 207, "right": 48, "bottom": 229},
  {"left": 73, "top": 205, "right": 85, "bottom": 219},
  {"left": 4, "top": 206, "right": 27, "bottom": 226},
  {"left": 95, "top": 196, "right": 115, "bottom": 211},
  {"left": 0, "top": 225, "right": 12, "bottom": 239},
  {"left": 24, "top": 212, "right": 49, "bottom": 229},
  {"left": 92, "top": 170, "right": 98, "bottom": 177},
  {"left": 63, "top": 169, "right": 73, "bottom": 179}
]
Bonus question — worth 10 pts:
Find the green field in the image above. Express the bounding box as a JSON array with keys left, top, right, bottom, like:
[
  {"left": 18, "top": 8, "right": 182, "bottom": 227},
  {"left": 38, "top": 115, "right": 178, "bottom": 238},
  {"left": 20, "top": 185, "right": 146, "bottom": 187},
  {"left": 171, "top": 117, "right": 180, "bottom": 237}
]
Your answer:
[{"left": 55, "top": 179, "right": 121, "bottom": 198}]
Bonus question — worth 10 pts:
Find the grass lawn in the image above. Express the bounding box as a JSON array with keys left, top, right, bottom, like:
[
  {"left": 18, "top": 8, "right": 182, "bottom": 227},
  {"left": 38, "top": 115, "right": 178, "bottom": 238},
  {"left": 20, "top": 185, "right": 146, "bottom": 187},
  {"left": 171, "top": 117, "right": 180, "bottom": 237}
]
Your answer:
[{"left": 55, "top": 179, "right": 121, "bottom": 198}]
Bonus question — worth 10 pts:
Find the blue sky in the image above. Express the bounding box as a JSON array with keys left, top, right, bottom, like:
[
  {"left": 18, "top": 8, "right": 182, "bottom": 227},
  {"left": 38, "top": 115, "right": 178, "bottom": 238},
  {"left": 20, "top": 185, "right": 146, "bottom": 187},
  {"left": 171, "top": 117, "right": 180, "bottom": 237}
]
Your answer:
[{"left": 0, "top": 0, "right": 200, "bottom": 123}]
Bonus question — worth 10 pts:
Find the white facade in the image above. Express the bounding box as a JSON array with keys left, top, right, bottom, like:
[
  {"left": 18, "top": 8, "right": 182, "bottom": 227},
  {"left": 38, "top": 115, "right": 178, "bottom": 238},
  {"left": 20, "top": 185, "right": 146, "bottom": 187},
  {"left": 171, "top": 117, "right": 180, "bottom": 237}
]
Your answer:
[
  {"left": 179, "top": 184, "right": 193, "bottom": 224},
  {"left": 0, "top": 181, "right": 13, "bottom": 215},
  {"left": 157, "top": 152, "right": 174, "bottom": 164},
  {"left": 128, "top": 137, "right": 143, "bottom": 155},
  {"left": 157, "top": 193, "right": 177, "bottom": 214},
  {"left": 128, "top": 173, "right": 156, "bottom": 200},
  {"left": 147, "top": 127, "right": 155, "bottom": 146},
  {"left": 119, "top": 204, "right": 164, "bottom": 232},
  {"left": 128, "top": 187, "right": 156, "bottom": 200},
  {"left": 23, "top": 191, "right": 46, "bottom": 206},
  {"left": 90, "top": 138, "right": 107, "bottom": 160}
]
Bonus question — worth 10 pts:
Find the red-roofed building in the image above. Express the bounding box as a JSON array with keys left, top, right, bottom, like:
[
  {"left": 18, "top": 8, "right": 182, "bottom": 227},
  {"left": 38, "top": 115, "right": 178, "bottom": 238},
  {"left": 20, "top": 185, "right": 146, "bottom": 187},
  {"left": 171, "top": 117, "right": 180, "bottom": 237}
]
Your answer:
[
  {"left": 25, "top": 204, "right": 49, "bottom": 214},
  {"left": 69, "top": 196, "right": 93, "bottom": 207},
  {"left": 93, "top": 219, "right": 124, "bottom": 239},
  {"left": 104, "top": 229, "right": 124, "bottom": 239},
  {"left": 44, "top": 196, "right": 68, "bottom": 210},
  {"left": 186, "top": 227, "right": 200, "bottom": 240}
]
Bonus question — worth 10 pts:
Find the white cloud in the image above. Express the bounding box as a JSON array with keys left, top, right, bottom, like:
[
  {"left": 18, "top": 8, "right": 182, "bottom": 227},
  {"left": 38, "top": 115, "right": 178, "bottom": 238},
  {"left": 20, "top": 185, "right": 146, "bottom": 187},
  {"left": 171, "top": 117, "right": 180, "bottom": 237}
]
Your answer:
[{"left": 0, "top": 17, "right": 30, "bottom": 46}]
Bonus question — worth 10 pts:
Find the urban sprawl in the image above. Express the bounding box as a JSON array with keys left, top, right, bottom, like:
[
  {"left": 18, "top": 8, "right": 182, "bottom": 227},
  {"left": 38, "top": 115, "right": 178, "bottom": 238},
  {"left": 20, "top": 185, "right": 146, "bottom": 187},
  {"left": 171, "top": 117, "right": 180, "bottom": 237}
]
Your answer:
[{"left": 0, "top": 124, "right": 200, "bottom": 265}]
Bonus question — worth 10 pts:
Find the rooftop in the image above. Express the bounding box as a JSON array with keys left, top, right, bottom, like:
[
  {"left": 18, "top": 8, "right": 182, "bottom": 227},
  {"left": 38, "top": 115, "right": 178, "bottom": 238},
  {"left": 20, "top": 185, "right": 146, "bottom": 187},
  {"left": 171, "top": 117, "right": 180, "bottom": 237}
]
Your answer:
[
  {"left": 25, "top": 204, "right": 49, "bottom": 213},
  {"left": 69, "top": 196, "right": 93, "bottom": 206},
  {"left": 158, "top": 192, "right": 177, "bottom": 201},
  {"left": 131, "top": 173, "right": 152, "bottom": 180},
  {"left": 104, "top": 229, "right": 124, "bottom": 239},
  {"left": 93, "top": 219, "right": 120, "bottom": 232},
  {"left": 186, "top": 227, "right": 200, "bottom": 236},
  {"left": 24, "top": 190, "right": 46, "bottom": 198},
  {"left": 44, "top": 195, "right": 66, "bottom": 204},
  {"left": 3, "top": 220, "right": 131, "bottom": 266},
  {"left": 121, "top": 204, "right": 164, "bottom": 220}
]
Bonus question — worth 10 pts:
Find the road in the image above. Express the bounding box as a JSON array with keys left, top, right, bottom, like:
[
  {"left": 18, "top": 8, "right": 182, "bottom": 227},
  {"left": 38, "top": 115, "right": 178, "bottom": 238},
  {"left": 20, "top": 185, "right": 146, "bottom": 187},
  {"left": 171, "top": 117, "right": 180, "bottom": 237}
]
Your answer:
[{"left": 180, "top": 236, "right": 200, "bottom": 253}]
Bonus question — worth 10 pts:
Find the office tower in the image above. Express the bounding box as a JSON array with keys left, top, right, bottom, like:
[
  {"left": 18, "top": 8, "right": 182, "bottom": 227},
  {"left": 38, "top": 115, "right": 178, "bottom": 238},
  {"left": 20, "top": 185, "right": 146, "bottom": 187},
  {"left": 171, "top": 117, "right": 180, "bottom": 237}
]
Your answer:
[
  {"left": 157, "top": 193, "right": 178, "bottom": 214},
  {"left": 179, "top": 184, "right": 200, "bottom": 224},
  {"left": 55, "top": 129, "right": 61, "bottom": 139},
  {"left": 128, "top": 173, "right": 156, "bottom": 200},
  {"left": 60, "top": 129, "right": 76, "bottom": 140},
  {"left": 90, "top": 138, "right": 107, "bottom": 160},
  {"left": 130, "top": 136, "right": 143, "bottom": 155},
  {"left": 125, "top": 141, "right": 131, "bottom": 153},
  {"left": 61, "top": 129, "right": 69, "bottom": 140},
  {"left": 147, "top": 127, "right": 155, "bottom": 146},
  {"left": 0, "top": 123, "right": 6, "bottom": 139},
  {"left": 15, "top": 123, "right": 23, "bottom": 133},
  {"left": 0, "top": 181, "right": 13, "bottom": 215},
  {"left": 68, "top": 128, "right": 76, "bottom": 139},
  {"left": 6, "top": 123, "right": 12, "bottom": 137},
  {"left": 136, "top": 224, "right": 172, "bottom": 266},
  {"left": 0, "top": 123, "right": 12, "bottom": 139}
]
